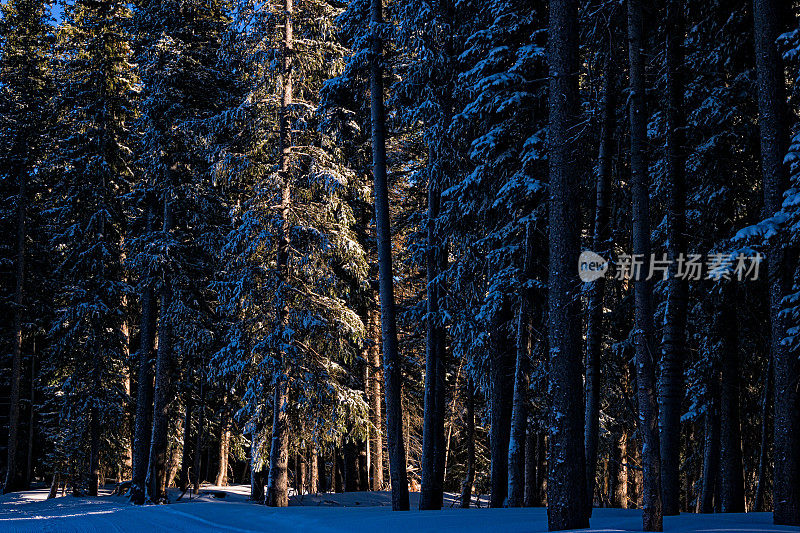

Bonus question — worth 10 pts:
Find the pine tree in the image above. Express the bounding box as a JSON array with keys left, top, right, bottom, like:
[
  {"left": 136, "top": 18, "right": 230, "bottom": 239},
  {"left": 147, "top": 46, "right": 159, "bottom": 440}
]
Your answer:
[
  {"left": 45, "top": 0, "right": 136, "bottom": 496},
  {"left": 0, "top": 0, "right": 53, "bottom": 494}
]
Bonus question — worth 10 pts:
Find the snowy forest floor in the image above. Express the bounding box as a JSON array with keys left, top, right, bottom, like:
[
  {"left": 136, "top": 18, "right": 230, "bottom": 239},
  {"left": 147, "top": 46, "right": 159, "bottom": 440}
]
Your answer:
[{"left": 0, "top": 485, "right": 796, "bottom": 533}]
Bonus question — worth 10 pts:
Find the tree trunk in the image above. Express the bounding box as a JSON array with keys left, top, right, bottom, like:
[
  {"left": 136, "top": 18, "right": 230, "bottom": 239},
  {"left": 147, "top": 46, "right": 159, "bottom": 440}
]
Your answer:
[
  {"left": 4, "top": 167, "right": 26, "bottom": 495},
  {"left": 179, "top": 400, "right": 192, "bottom": 492},
  {"left": 524, "top": 421, "right": 537, "bottom": 507},
  {"left": 130, "top": 201, "right": 157, "bottom": 504},
  {"left": 754, "top": 357, "right": 773, "bottom": 512},
  {"left": 265, "top": 0, "right": 293, "bottom": 507},
  {"left": 609, "top": 431, "right": 628, "bottom": 508},
  {"left": 508, "top": 224, "right": 534, "bottom": 508},
  {"left": 752, "top": 0, "right": 799, "bottom": 525},
  {"left": 627, "top": 0, "right": 663, "bottom": 529},
  {"left": 215, "top": 413, "right": 231, "bottom": 487},
  {"left": 310, "top": 446, "right": 319, "bottom": 493},
  {"left": 370, "top": 0, "right": 409, "bottom": 511},
  {"left": 459, "top": 377, "right": 475, "bottom": 508},
  {"left": 546, "top": 0, "right": 589, "bottom": 528},
  {"left": 193, "top": 377, "right": 206, "bottom": 495},
  {"left": 585, "top": 46, "right": 616, "bottom": 516},
  {"left": 700, "top": 370, "right": 720, "bottom": 514},
  {"left": 145, "top": 199, "right": 174, "bottom": 504},
  {"left": 420, "top": 182, "right": 446, "bottom": 510},
  {"left": 368, "top": 308, "right": 385, "bottom": 490},
  {"left": 489, "top": 304, "right": 514, "bottom": 508},
  {"left": 718, "top": 283, "right": 745, "bottom": 512},
  {"left": 658, "top": 0, "right": 688, "bottom": 518}
]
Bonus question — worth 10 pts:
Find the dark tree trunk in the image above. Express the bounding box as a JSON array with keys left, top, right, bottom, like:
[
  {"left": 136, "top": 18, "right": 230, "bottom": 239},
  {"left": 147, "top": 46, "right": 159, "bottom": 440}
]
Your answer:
[
  {"left": 489, "top": 305, "right": 514, "bottom": 508},
  {"left": 4, "top": 169, "right": 26, "bottom": 495},
  {"left": 627, "top": 0, "right": 663, "bottom": 529},
  {"left": 179, "top": 399, "right": 192, "bottom": 492},
  {"left": 752, "top": 0, "right": 799, "bottom": 525},
  {"left": 524, "top": 421, "right": 536, "bottom": 507},
  {"left": 265, "top": 0, "right": 293, "bottom": 507},
  {"left": 508, "top": 225, "right": 534, "bottom": 508},
  {"left": 334, "top": 447, "right": 344, "bottom": 493},
  {"left": 145, "top": 199, "right": 174, "bottom": 504},
  {"left": 700, "top": 370, "right": 720, "bottom": 514},
  {"left": 420, "top": 183, "right": 446, "bottom": 510},
  {"left": 754, "top": 357, "right": 772, "bottom": 512},
  {"left": 370, "top": 0, "right": 409, "bottom": 511},
  {"left": 130, "top": 201, "right": 157, "bottom": 505},
  {"left": 368, "top": 308, "right": 385, "bottom": 490},
  {"left": 584, "top": 46, "right": 616, "bottom": 516},
  {"left": 193, "top": 378, "right": 206, "bottom": 495},
  {"left": 658, "top": 0, "right": 688, "bottom": 518},
  {"left": 546, "top": 0, "right": 589, "bottom": 528},
  {"left": 718, "top": 283, "right": 745, "bottom": 512},
  {"left": 459, "top": 377, "right": 475, "bottom": 508}
]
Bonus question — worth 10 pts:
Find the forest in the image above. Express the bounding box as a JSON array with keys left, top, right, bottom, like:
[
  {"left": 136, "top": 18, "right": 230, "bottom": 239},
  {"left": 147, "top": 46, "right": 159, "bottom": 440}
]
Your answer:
[{"left": 0, "top": 0, "right": 799, "bottom": 530}]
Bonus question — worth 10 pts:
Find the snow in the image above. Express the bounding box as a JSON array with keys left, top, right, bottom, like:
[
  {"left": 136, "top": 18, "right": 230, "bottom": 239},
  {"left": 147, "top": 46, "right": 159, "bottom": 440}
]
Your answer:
[{"left": 1, "top": 487, "right": 797, "bottom": 533}]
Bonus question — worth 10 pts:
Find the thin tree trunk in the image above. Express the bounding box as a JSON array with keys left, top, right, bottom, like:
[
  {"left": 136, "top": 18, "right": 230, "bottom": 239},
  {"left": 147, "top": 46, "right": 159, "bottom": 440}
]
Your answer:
[
  {"left": 4, "top": 168, "right": 26, "bottom": 495},
  {"left": 627, "top": 0, "right": 663, "bottom": 529},
  {"left": 130, "top": 201, "right": 157, "bottom": 504},
  {"left": 193, "top": 376, "right": 206, "bottom": 495},
  {"left": 368, "top": 308, "right": 385, "bottom": 490},
  {"left": 420, "top": 181, "right": 446, "bottom": 510},
  {"left": 524, "top": 420, "right": 538, "bottom": 507},
  {"left": 265, "top": 0, "right": 293, "bottom": 507},
  {"left": 250, "top": 427, "right": 264, "bottom": 501},
  {"left": 145, "top": 198, "right": 174, "bottom": 504},
  {"left": 752, "top": 0, "right": 799, "bottom": 525},
  {"left": 25, "top": 349, "right": 36, "bottom": 488},
  {"left": 179, "top": 399, "right": 192, "bottom": 492},
  {"left": 585, "top": 46, "right": 616, "bottom": 516},
  {"left": 547, "top": 0, "right": 588, "bottom": 527},
  {"left": 459, "top": 377, "right": 475, "bottom": 508},
  {"left": 658, "top": 0, "right": 688, "bottom": 518},
  {"left": 718, "top": 283, "right": 745, "bottom": 512},
  {"left": 489, "top": 304, "right": 514, "bottom": 508},
  {"left": 700, "top": 369, "right": 720, "bottom": 514},
  {"left": 215, "top": 412, "right": 231, "bottom": 486},
  {"left": 754, "top": 357, "right": 772, "bottom": 512},
  {"left": 310, "top": 446, "right": 319, "bottom": 493},
  {"left": 370, "top": 0, "right": 409, "bottom": 510},
  {"left": 508, "top": 224, "right": 534, "bottom": 507},
  {"left": 609, "top": 431, "right": 628, "bottom": 508}
]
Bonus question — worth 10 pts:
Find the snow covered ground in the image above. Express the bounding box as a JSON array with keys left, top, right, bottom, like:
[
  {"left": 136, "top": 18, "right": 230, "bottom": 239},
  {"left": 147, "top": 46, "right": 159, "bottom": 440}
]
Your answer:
[{"left": 0, "top": 485, "right": 796, "bottom": 533}]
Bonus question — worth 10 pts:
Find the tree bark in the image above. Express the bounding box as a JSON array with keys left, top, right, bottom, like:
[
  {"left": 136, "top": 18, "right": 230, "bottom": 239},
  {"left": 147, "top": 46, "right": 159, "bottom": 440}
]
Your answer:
[
  {"left": 459, "top": 377, "right": 475, "bottom": 508},
  {"left": 370, "top": 0, "right": 409, "bottom": 511},
  {"left": 524, "top": 421, "right": 537, "bottom": 507},
  {"left": 754, "top": 356, "right": 772, "bottom": 512},
  {"left": 627, "top": 0, "right": 663, "bottom": 529},
  {"left": 193, "top": 377, "right": 206, "bottom": 495},
  {"left": 508, "top": 224, "right": 534, "bottom": 507},
  {"left": 4, "top": 166, "right": 26, "bottom": 495},
  {"left": 658, "top": 0, "right": 688, "bottom": 518},
  {"left": 547, "top": 0, "right": 589, "bottom": 528},
  {"left": 584, "top": 45, "right": 616, "bottom": 516},
  {"left": 489, "top": 304, "right": 514, "bottom": 508},
  {"left": 215, "top": 411, "right": 231, "bottom": 486},
  {"left": 368, "top": 308, "right": 385, "bottom": 490},
  {"left": 420, "top": 182, "right": 446, "bottom": 510},
  {"left": 145, "top": 198, "right": 175, "bottom": 504},
  {"left": 700, "top": 369, "right": 720, "bottom": 514},
  {"left": 718, "top": 283, "right": 745, "bottom": 513},
  {"left": 130, "top": 201, "right": 157, "bottom": 504},
  {"left": 310, "top": 446, "right": 319, "bottom": 493},
  {"left": 265, "top": 0, "right": 293, "bottom": 507},
  {"left": 609, "top": 431, "right": 628, "bottom": 508},
  {"left": 752, "top": 0, "right": 799, "bottom": 525},
  {"left": 179, "top": 399, "right": 193, "bottom": 492}
]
